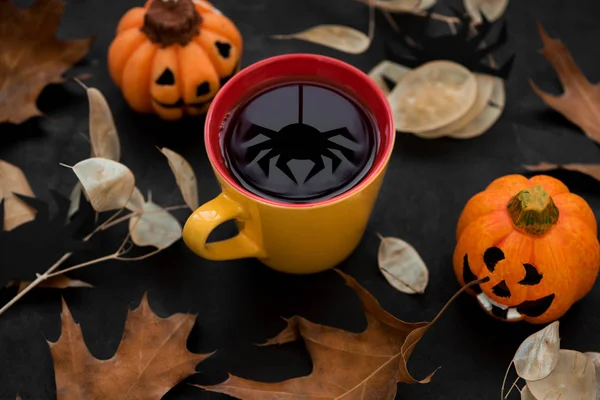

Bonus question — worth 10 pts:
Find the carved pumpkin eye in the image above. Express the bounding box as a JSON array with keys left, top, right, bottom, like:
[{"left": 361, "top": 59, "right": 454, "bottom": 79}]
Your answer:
[
  {"left": 216, "top": 41, "right": 231, "bottom": 59},
  {"left": 483, "top": 247, "right": 505, "bottom": 272},
  {"left": 156, "top": 68, "right": 175, "bottom": 85},
  {"left": 519, "top": 263, "right": 543, "bottom": 285},
  {"left": 196, "top": 82, "right": 210, "bottom": 97}
]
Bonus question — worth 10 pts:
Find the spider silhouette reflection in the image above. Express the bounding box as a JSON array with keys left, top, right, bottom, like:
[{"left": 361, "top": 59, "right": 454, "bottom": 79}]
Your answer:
[
  {"left": 243, "top": 86, "right": 358, "bottom": 184},
  {"left": 244, "top": 124, "right": 358, "bottom": 184}
]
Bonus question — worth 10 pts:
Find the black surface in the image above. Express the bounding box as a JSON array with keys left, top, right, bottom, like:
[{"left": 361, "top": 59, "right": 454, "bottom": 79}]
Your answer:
[{"left": 2, "top": 0, "right": 600, "bottom": 399}]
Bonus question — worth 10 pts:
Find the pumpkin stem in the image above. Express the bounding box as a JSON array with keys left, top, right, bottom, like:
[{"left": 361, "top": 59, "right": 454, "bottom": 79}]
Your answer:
[
  {"left": 141, "top": 0, "right": 201, "bottom": 47},
  {"left": 507, "top": 185, "right": 559, "bottom": 236}
]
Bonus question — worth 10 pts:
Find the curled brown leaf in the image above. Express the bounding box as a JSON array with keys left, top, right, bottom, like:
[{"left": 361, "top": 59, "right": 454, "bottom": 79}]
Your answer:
[
  {"left": 271, "top": 0, "right": 375, "bottom": 54},
  {"left": 160, "top": 148, "right": 198, "bottom": 210},
  {"left": 86, "top": 87, "right": 121, "bottom": 161}
]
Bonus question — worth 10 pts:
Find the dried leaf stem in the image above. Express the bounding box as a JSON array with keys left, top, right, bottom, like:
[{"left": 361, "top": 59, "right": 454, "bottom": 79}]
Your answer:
[{"left": 0, "top": 203, "right": 186, "bottom": 316}]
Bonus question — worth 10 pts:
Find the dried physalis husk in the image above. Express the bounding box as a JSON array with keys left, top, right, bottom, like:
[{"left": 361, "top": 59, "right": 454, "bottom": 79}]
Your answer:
[
  {"left": 72, "top": 158, "right": 135, "bottom": 212},
  {"left": 377, "top": 234, "right": 429, "bottom": 294},
  {"left": 415, "top": 73, "right": 495, "bottom": 139},
  {"left": 447, "top": 77, "right": 505, "bottom": 139},
  {"left": 526, "top": 350, "right": 596, "bottom": 400},
  {"left": 367, "top": 60, "right": 412, "bottom": 96},
  {"left": 513, "top": 321, "right": 560, "bottom": 381},
  {"left": 389, "top": 60, "right": 478, "bottom": 134}
]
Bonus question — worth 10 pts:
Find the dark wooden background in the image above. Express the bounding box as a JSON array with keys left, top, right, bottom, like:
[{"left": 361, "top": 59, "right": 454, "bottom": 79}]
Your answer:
[{"left": 1, "top": 0, "right": 600, "bottom": 398}]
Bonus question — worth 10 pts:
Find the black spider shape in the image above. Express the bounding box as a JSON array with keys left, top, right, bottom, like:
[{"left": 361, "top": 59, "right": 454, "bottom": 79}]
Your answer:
[
  {"left": 245, "top": 124, "right": 357, "bottom": 184},
  {"left": 0, "top": 190, "right": 92, "bottom": 288},
  {"left": 385, "top": 8, "right": 515, "bottom": 80}
]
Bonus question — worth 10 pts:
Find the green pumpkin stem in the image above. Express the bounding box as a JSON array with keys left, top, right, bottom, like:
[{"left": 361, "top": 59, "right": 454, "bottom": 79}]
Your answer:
[
  {"left": 507, "top": 185, "right": 559, "bottom": 236},
  {"left": 142, "top": 0, "right": 201, "bottom": 47}
]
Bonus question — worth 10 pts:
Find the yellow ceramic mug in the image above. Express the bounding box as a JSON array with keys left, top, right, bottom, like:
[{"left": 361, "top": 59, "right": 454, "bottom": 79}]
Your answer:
[{"left": 183, "top": 54, "right": 395, "bottom": 274}]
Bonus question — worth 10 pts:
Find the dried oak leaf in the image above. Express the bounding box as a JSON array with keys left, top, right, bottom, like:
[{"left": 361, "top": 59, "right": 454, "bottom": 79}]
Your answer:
[
  {"left": 530, "top": 23, "right": 600, "bottom": 144},
  {"left": 49, "top": 292, "right": 213, "bottom": 399},
  {"left": 201, "top": 269, "right": 467, "bottom": 399},
  {"left": 0, "top": 191, "right": 91, "bottom": 289},
  {"left": 0, "top": 0, "right": 93, "bottom": 124}
]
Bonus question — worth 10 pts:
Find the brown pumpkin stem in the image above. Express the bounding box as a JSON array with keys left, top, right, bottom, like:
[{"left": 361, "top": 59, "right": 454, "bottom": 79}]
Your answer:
[
  {"left": 141, "top": 0, "right": 201, "bottom": 47},
  {"left": 507, "top": 185, "right": 559, "bottom": 236}
]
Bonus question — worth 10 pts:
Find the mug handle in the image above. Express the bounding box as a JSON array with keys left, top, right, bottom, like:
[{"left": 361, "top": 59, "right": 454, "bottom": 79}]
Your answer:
[{"left": 183, "top": 193, "right": 263, "bottom": 260}]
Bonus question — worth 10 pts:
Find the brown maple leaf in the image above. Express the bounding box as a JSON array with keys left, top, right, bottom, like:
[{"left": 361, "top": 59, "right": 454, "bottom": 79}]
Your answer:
[
  {"left": 48, "top": 293, "right": 213, "bottom": 400},
  {"left": 0, "top": 0, "right": 92, "bottom": 124},
  {"left": 530, "top": 22, "right": 600, "bottom": 144},
  {"left": 201, "top": 269, "right": 472, "bottom": 400}
]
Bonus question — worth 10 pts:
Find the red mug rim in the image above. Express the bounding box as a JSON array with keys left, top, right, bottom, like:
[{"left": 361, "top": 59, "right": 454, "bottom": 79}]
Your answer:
[{"left": 204, "top": 53, "right": 395, "bottom": 209}]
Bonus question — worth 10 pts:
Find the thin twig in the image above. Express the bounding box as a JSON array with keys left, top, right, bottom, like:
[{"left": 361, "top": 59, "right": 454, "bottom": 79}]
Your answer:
[
  {"left": 383, "top": 10, "right": 401, "bottom": 32},
  {"left": 413, "top": 11, "right": 459, "bottom": 24},
  {"left": 101, "top": 204, "right": 188, "bottom": 231},
  {"left": 0, "top": 252, "right": 73, "bottom": 315},
  {"left": 85, "top": 207, "right": 125, "bottom": 240},
  {"left": 500, "top": 361, "right": 513, "bottom": 399},
  {"left": 0, "top": 200, "right": 186, "bottom": 315},
  {"left": 115, "top": 248, "right": 163, "bottom": 261},
  {"left": 503, "top": 376, "right": 520, "bottom": 399},
  {"left": 46, "top": 254, "right": 117, "bottom": 278}
]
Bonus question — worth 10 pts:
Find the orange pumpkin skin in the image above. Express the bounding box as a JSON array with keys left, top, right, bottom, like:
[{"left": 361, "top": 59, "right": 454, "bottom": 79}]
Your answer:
[
  {"left": 108, "top": 0, "right": 242, "bottom": 120},
  {"left": 453, "top": 174, "right": 600, "bottom": 324}
]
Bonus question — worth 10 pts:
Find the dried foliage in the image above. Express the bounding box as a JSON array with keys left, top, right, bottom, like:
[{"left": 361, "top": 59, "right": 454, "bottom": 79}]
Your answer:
[
  {"left": 369, "top": 59, "right": 505, "bottom": 139},
  {"left": 0, "top": 0, "right": 92, "bottom": 124},
  {"left": 0, "top": 191, "right": 91, "bottom": 289},
  {"left": 502, "top": 321, "right": 600, "bottom": 399},
  {"left": 201, "top": 270, "right": 479, "bottom": 399},
  {"left": 0, "top": 160, "right": 36, "bottom": 231},
  {"left": 0, "top": 86, "right": 198, "bottom": 316},
  {"left": 377, "top": 234, "right": 429, "bottom": 294},
  {"left": 530, "top": 23, "right": 600, "bottom": 144},
  {"left": 49, "top": 293, "right": 212, "bottom": 399}
]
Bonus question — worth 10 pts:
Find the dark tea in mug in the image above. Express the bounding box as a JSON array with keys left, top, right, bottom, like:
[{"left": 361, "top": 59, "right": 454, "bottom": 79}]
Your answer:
[{"left": 221, "top": 80, "right": 380, "bottom": 204}]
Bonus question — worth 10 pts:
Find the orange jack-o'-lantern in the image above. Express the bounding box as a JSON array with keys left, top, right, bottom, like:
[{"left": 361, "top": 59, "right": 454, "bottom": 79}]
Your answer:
[
  {"left": 454, "top": 174, "right": 600, "bottom": 324},
  {"left": 108, "top": 0, "right": 242, "bottom": 120}
]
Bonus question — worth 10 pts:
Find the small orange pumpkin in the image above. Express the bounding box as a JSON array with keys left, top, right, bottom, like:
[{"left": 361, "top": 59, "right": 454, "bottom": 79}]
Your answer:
[
  {"left": 453, "top": 174, "right": 600, "bottom": 324},
  {"left": 108, "top": 0, "right": 242, "bottom": 120}
]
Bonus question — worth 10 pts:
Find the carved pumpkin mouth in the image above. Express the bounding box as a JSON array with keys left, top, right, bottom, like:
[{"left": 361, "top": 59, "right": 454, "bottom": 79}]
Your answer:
[
  {"left": 463, "top": 254, "right": 556, "bottom": 321},
  {"left": 153, "top": 98, "right": 213, "bottom": 109}
]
